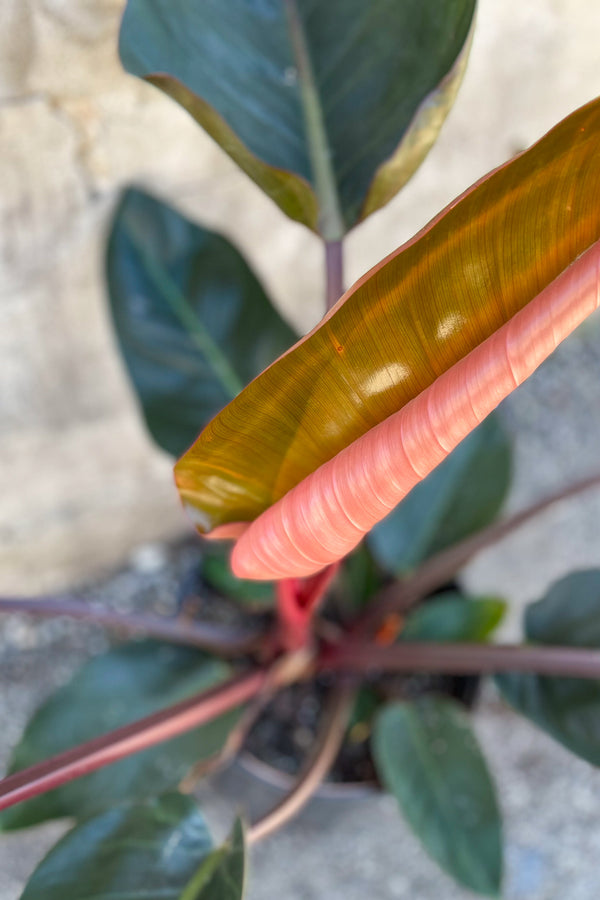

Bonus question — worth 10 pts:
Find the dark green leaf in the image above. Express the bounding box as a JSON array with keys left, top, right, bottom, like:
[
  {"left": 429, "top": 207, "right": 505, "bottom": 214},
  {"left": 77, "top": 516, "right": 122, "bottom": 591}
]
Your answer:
[
  {"left": 368, "top": 415, "right": 511, "bottom": 575},
  {"left": 402, "top": 592, "right": 506, "bottom": 643},
  {"left": 525, "top": 570, "right": 600, "bottom": 647},
  {"left": 180, "top": 818, "right": 246, "bottom": 900},
  {"left": 347, "top": 687, "right": 381, "bottom": 737},
  {"left": 119, "top": 0, "right": 476, "bottom": 235},
  {"left": 497, "top": 570, "right": 600, "bottom": 766},
  {"left": 373, "top": 697, "right": 502, "bottom": 896},
  {"left": 0, "top": 642, "right": 240, "bottom": 830},
  {"left": 107, "top": 188, "right": 296, "bottom": 457},
  {"left": 202, "top": 547, "right": 274, "bottom": 609},
  {"left": 20, "top": 794, "right": 214, "bottom": 900},
  {"left": 497, "top": 674, "right": 600, "bottom": 767},
  {"left": 336, "top": 543, "right": 384, "bottom": 613}
]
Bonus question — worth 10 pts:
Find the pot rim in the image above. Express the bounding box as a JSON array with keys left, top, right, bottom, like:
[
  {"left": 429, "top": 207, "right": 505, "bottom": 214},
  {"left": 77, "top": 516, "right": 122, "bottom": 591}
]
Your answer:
[{"left": 237, "top": 750, "right": 378, "bottom": 800}]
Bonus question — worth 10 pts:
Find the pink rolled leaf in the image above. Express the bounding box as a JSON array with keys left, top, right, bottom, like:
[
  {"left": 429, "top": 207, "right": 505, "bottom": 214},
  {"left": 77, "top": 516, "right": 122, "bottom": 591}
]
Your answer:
[{"left": 231, "top": 241, "right": 600, "bottom": 579}]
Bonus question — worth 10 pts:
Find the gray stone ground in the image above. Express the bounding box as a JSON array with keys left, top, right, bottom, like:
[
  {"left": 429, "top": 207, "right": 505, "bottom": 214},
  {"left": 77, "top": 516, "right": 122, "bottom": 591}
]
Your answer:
[{"left": 3, "top": 314, "right": 600, "bottom": 899}]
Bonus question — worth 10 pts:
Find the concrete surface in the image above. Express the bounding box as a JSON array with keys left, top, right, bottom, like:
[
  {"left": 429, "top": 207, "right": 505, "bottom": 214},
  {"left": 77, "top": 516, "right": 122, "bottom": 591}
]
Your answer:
[{"left": 2, "top": 0, "right": 600, "bottom": 591}]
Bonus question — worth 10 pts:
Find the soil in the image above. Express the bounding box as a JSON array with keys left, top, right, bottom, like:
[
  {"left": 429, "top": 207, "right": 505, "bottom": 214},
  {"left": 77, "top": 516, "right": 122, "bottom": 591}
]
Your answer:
[
  {"left": 0, "top": 535, "right": 481, "bottom": 791},
  {"left": 195, "top": 549, "right": 482, "bottom": 787},
  {"left": 244, "top": 670, "right": 480, "bottom": 786}
]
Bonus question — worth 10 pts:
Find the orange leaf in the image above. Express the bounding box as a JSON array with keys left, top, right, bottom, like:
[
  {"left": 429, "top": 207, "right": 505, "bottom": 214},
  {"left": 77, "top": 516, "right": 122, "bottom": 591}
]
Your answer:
[{"left": 176, "top": 97, "right": 600, "bottom": 579}]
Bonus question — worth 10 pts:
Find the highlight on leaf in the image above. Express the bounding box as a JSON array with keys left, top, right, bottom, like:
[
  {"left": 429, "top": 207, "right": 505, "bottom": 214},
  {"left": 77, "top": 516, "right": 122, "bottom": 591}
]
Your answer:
[{"left": 175, "top": 96, "right": 600, "bottom": 580}]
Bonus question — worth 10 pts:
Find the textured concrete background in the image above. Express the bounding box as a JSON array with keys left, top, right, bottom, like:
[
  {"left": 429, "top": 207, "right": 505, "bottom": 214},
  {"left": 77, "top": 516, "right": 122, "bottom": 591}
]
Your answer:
[{"left": 1, "top": 0, "right": 600, "bottom": 592}]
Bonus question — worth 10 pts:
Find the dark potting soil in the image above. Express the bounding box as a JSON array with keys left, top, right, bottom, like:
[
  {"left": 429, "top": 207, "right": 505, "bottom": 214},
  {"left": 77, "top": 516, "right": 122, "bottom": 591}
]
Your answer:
[{"left": 244, "top": 671, "right": 479, "bottom": 785}]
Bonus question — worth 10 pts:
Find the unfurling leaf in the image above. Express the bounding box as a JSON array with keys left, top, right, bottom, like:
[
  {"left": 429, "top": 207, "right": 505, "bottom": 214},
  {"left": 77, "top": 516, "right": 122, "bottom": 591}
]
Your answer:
[
  {"left": 368, "top": 414, "right": 511, "bottom": 574},
  {"left": 176, "top": 97, "right": 600, "bottom": 580}
]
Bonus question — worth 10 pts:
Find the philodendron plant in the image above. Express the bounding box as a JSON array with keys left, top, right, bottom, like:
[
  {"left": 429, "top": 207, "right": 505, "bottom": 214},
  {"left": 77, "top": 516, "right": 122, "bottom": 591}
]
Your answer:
[{"left": 3, "top": 1, "right": 600, "bottom": 897}]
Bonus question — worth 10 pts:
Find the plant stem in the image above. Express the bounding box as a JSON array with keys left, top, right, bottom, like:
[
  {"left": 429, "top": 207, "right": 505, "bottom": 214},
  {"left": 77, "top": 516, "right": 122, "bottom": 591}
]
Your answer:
[
  {"left": 360, "top": 470, "right": 600, "bottom": 632},
  {"left": 179, "top": 652, "right": 306, "bottom": 789},
  {"left": 0, "top": 669, "right": 266, "bottom": 814},
  {"left": 325, "top": 240, "right": 344, "bottom": 310},
  {"left": 324, "top": 641, "right": 600, "bottom": 679},
  {"left": 247, "top": 680, "right": 354, "bottom": 844},
  {"left": 180, "top": 694, "right": 270, "bottom": 789},
  {"left": 276, "top": 563, "right": 340, "bottom": 651},
  {"left": 0, "top": 596, "right": 263, "bottom": 656}
]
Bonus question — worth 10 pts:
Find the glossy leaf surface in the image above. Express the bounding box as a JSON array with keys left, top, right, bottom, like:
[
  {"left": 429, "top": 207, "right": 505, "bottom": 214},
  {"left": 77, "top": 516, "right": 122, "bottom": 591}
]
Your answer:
[
  {"left": 368, "top": 415, "right": 511, "bottom": 574},
  {"left": 0, "top": 642, "right": 238, "bottom": 829},
  {"left": 20, "top": 794, "right": 214, "bottom": 900},
  {"left": 497, "top": 570, "right": 600, "bottom": 766},
  {"left": 373, "top": 697, "right": 502, "bottom": 896},
  {"left": 120, "top": 0, "right": 475, "bottom": 235},
  {"left": 107, "top": 188, "right": 296, "bottom": 457},
  {"left": 180, "top": 818, "right": 246, "bottom": 900},
  {"left": 176, "top": 97, "right": 600, "bottom": 578},
  {"left": 402, "top": 591, "right": 506, "bottom": 643}
]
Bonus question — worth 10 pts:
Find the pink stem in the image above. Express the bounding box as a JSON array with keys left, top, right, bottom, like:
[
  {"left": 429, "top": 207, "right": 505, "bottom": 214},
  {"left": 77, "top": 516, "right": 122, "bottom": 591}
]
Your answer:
[
  {"left": 0, "top": 596, "right": 263, "bottom": 656},
  {"left": 325, "top": 240, "right": 344, "bottom": 311},
  {"left": 276, "top": 563, "right": 340, "bottom": 651},
  {"left": 323, "top": 641, "right": 600, "bottom": 678},
  {"left": 0, "top": 669, "right": 265, "bottom": 814}
]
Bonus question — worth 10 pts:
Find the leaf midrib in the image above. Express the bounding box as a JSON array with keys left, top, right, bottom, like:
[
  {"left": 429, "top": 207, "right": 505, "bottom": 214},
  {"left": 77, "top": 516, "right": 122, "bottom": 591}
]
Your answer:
[
  {"left": 123, "top": 225, "right": 244, "bottom": 401},
  {"left": 403, "top": 703, "right": 497, "bottom": 895},
  {"left": 284, "top": 0, "right": 344, "bottom": 239}
]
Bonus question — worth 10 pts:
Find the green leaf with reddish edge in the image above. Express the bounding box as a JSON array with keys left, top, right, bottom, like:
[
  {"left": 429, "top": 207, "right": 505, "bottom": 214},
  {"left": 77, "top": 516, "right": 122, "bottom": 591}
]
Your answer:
[
  {"left": 119, "top": 0, "right": 476, "bottom": 236},
  {"left": 368, "top": 414, "right": 511, "bottom": 574},
  {"left": 497, "top": 570, "right": 600, "bottom": 766},
  {"left": 107, "top": 187, "right": 296, "bottom": 458},
  {"left": 20, "top": 794, "right": 214, "bottom": 900},
  {"left": 401, "top": 591, "right": 506, "bottom": 643},
  {"left": 180, "top": 818, "right": 246, "bottom": 900},
  {"left": 373, "top": 697, "right": 502, "bottom": 896},
  {"left": 0, "top": 642, "right": 240, "bottom": 830},
  {"left": 175, "top": 97, "right": 600, "bottom": 565}
]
